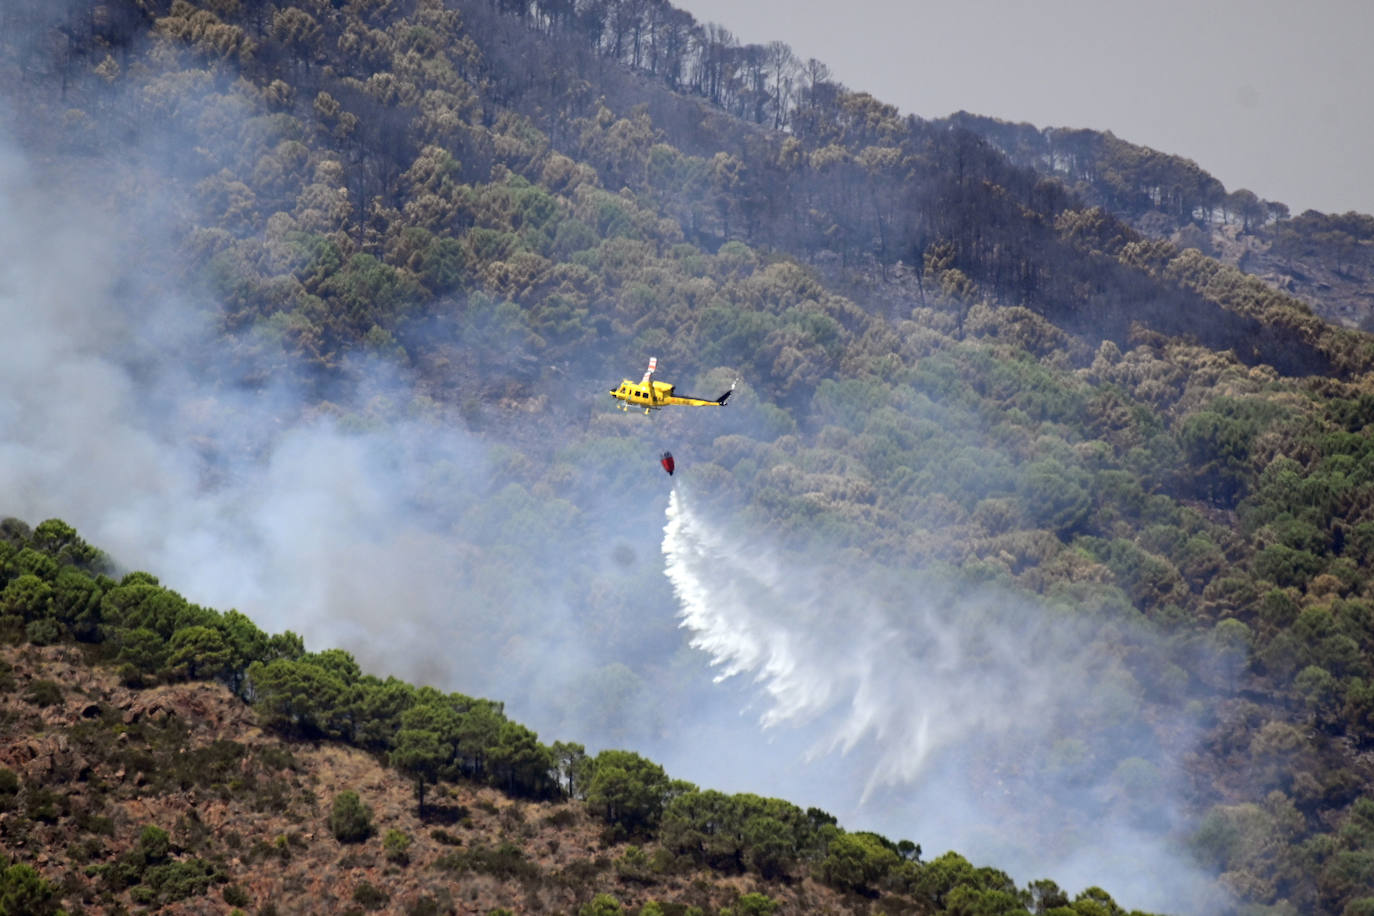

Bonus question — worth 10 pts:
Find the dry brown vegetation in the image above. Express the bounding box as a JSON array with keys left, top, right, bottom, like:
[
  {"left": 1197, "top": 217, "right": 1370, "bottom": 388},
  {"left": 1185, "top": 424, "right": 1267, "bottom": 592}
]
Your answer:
[{"left": 0, "top": 644, "right": 905, "bottom": 915}]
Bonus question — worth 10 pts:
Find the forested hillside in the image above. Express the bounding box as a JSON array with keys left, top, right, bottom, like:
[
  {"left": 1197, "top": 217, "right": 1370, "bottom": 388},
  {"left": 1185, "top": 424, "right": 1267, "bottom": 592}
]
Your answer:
[{"left": 4, "top": 1, "right": 1374, "bottom": 914}]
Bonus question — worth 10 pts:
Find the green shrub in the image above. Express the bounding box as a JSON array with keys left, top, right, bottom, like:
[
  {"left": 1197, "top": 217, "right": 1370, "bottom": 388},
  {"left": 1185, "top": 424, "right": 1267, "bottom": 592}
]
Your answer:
[
  {"left": 24, "top": 618, "right": 63, "bottom": 646},
  {"left": 435, "top": 842, "right": 539, "bottom": 881},
  {"left": 614, "top": 844, "right": 652, "bottom": 883},
  {"left": 138, "top": 825, "right": 171, "bottom": 863},
  {"left": 352, "top": 880, "right": 389, "bottom": 911},
  {"left": 819, "top": 832, "right": 901, "bottom": 893},
  {"left": 578, "top": 893, "right": 622, "bottom": 916},
  {"left": 328, "top": 790, "right": 374, "bottom": 843},
  {"left": 407, "top": 898, "right": 443, "bottom": 916},
  {"left": 0, "top": 769, "right": 18, "bottom": 811},
  {"left": 0, "top": 860, "right": 60, "bottom": 915},
  {"left": 430, "top": 828, "right": 460, "bottom": 845},
  {"left": 24, "top": 787, "right": 63, "bottom": 824},
  {"left": 383, "top": 829, "right": 411, "bottom": 865},
  {"left": 733, "top": 893, "right": 779, "bottom": 916},
  {"left": 22, "top": 679, "right": 63, "bottom": 707},
  {"left": 139, "top": 858, "right": 220, "bottom": 905},
  {"left": 76, "top": 811, "right": 114, "bottom": 836},
  {"left": 544, "top": 806, "right": 578, "bottom": 828},
  {"left": 0, "top": 615, "right": 23, "bottom": 645},
  {"left": 69, "top": 836, "right": 106, "bottom": 863}
]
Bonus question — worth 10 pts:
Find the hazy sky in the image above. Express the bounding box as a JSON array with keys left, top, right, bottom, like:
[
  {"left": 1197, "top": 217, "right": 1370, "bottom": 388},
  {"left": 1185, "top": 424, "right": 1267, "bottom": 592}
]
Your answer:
[{"left": 676, "top": 0, "right": 1374, "bottom": 216}]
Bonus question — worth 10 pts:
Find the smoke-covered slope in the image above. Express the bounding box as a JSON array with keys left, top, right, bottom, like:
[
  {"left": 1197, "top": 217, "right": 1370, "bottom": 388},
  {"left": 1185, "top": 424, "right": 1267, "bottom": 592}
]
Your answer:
[{"left": 4, "top": 1, "right": 1374, "bottom": 914}]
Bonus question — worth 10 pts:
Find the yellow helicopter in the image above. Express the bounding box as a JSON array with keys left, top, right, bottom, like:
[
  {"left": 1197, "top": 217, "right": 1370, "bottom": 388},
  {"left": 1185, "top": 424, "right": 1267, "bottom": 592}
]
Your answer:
[{"left": 610, "top": 357, "right": 735, "bottom": 414}]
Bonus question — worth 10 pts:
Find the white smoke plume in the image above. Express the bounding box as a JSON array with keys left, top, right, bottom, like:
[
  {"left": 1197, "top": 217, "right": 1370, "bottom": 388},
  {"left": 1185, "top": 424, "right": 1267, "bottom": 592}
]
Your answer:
[
  {"left": 0, "top": 122, "right": 635, "bottom": 733},
  {"left": 1, "top": 85, "right": 749, "bottom": 777},
  {"left": 0, "top": 143, "right": 442, "bottom": 672},
  {"left": 662, "top": 486, "right": 1225, "bottom": 914}
]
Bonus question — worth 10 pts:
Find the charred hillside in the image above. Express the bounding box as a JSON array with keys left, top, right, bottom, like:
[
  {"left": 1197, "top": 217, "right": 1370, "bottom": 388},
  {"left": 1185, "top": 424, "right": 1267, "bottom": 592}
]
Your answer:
[
  {"left": 947, "top": 111, "right": 1374, "bottom": 334},
  {"left": 358, "top": 0, "right": 1352, "bottom": 379}
]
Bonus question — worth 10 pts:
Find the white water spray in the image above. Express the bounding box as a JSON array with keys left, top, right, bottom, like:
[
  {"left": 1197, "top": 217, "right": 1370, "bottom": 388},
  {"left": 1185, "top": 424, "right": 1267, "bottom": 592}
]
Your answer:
[
  {"left": 662, "top": 487, "right": 1222, "bottom": 913},
  {"left": 663, "top": 487, "right": 1087, "bottom": 794}
]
